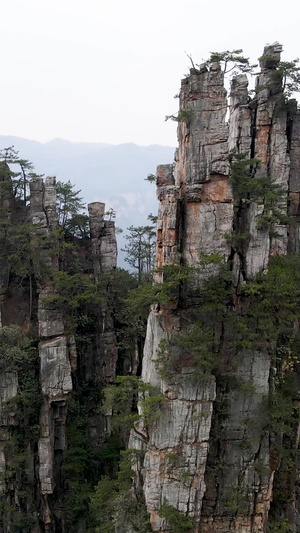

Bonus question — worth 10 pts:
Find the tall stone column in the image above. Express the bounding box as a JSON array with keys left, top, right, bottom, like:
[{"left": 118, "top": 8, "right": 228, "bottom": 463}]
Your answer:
[
  {"left": 131, "top": 43, "right": 300, "bottom": 533},
  {"left": 88, "top": 202, "right": 118, "bottom": 382},
  {"left": 29, "top": 178, "right": 73, "bottom": 529}
]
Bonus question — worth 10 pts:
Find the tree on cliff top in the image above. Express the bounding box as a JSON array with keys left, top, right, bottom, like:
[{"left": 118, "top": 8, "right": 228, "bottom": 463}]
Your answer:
[
  {"left": 122, "top": 224, "right": 156, "bottom": 282},
  {"left": 275, "top": 59, "right": 300, "bottom": 97},
  {"left": 0, "top": 146, "right": 42, "bottom": 205},
  {"left": 56, "top": 180, "right": 89, "bottom": 237},
  {"left": 185, "top": 49, "right": 258, "bottom": 77},
  {"left": 206, "top": 49, "right": 258, "bottom": 75},
  {"left": 56, "top": 180, "right": 85, "bottom": 227}
]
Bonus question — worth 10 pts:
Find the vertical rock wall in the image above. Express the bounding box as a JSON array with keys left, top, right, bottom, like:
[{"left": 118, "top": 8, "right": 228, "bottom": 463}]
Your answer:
[
  {"left": 132, "top": 43, "right": 300, "bottom": 532},
  {"left": 88, "top": 202, "right": 118, "bottom": 382},
  {"left": 0, "top": 176, "right": 118, "bottom": 531},
  {"left": 0, "top": 163, "right": 13, "bottom": 328}
]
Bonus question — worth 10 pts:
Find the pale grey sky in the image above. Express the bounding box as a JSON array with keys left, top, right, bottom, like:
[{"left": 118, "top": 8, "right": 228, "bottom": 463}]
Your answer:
[{"left": 0, "top": 0, "right": 299, "bottom": 146}]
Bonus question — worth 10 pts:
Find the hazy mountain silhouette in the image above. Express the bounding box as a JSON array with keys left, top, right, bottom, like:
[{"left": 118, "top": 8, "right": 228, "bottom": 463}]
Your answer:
[{"left": 0, "top": 136, "right": 175, "bottom": 267}]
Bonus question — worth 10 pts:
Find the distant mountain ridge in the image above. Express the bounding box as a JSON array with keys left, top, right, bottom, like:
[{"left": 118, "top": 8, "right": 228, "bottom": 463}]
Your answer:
[{"left": 0, "top": 136, "right": 175, "bottom": 267}]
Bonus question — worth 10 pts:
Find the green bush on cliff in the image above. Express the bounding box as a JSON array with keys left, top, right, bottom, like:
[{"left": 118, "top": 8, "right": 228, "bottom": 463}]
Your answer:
[
  {"left": 159, "top": 501, "right": 194, "bottom": 532},
  {"left": 0, "top": 330, "right": 41, "bottom": 529},
  {"left": 154, "top": 260, "right": 231, "bottom": 381},
  {"left": 0, "top": 329, "right": 41, "bottom": 440},
  {"left": 125, "top": 263, "right": 192, "bottom": 313},
  {"left": 165, "top": 109, "right": 194, "bottom": 123},
  {"left": 229, "top": 151, "right": 290, "bottom": 231},
  {"left": 268, "top": 521, "right": 292, "bottom": 532},
  {"left": 155, "top": 324, "right": 217, "bottom": 383},
  {"left": 154, "top": 251, "right": 300, "bottom": 391},
  {"left": 44, "top": 270, "right": 102, "bottom": 330},
  {"left": 101, "top": 375, "right": 165, "bottom": 435},
  {"left": 90, "top": 449, "right": 151, "bottom": 532}
]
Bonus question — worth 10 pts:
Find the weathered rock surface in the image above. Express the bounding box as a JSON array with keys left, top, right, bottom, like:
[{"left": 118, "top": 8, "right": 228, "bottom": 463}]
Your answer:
[
  {"left": 131, "top": 43, "right": 300, "bottom": 532},
  {"left": 0, "top": 174, "right": 119, "bottom": 531},
  {"left": 0, "top": 372, "right": 18, "bottom": 493},
  {"left": 28, "top": 177, "right": 72, "bottom": 507},
  {"left": 88, "top": 201, "right": 118, "bottom": 382},
  {"left": 0, "top": 163, "right": 13, "bottom": 328}
]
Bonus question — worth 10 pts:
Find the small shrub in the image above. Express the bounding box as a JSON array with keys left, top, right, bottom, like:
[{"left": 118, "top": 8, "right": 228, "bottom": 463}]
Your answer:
[
  {"left": 159, "top": 501, "right": 194, "bottom": 532},
  {"left": 165, "top": 109, "right": 194, "bottom": 123}
]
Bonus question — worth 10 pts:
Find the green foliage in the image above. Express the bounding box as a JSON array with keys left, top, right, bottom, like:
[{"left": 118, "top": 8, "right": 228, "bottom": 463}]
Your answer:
[
  {"left": 159, "top": 501, "right": 194, "bottom": 532},
  {"left": 62, "top": 409, "right": 94, "bottom": 527},
  {"left": 176, "top": 323, "right": 217, "bottom": 372},
  {"left": 65, "top": 212, "right": 90, "bottom": 237},
  {"left": 101, "top": 376, "right": 165, "bottom": 435},
  {"left": 122, "top": 224, "right": 156, "bottom": 282},
  {"left": 120, "top": 263, "right": 186, "bottom": 359},
  {"left": 0, "top": 325, "right": 25, "bottom": 371},
  {"left": 0, "top": 328, "right": 41, "bottom": 421},
  {"left": 199, "top": 252, "right": 223, "bottom": 265},
  {"left": 165, "top": 109, "right": 194, "bottom": 123},
  {"left": 125, "top": 264, "right": 192, "bottom": 319},
  {"left": 62, "top": 384, "right": 111, "bottom": 529},
  {"left": 224, "top": 485, "right": 249, "bottom": 514},
  {"left": 90, "top": 475, "right": 115, "bottom": 532},
  {"left": 225, "top": 253, "right": 300, "bottom": 356},
  {"left": 0, "top": 330, "right": 41, "bottom": 528},
  {"left": 96, "top": 434, "right": 123, "bottom": 463},
  {"left": 100, "top": 268, "right": 147, "bottom": 366},
  {"left": 0, "top": 146, "right": 41, "bottom": 204},
  {"left": 260, "top": 56, "right": 300, "bottom": 98},
  {"left": 268, "top": 521, "right": 292, "bottom": 533},
  {"left": 229, "top": 151, "right": 291, "bottom": 234},
  {"left": 145, "top": 173, "right": 156, "bottom": 183},
  {"left": 101, "top": 376, "right": 140, "bottom": 433},
  {"left": 155, "top": 323, "right": 217, "bottom": 383},
  {"left": 148, "top": 212, "right": 158, "bottom": 224},
  {"left": 0, "top": 218, "right": 39, "bottom": 281},
  {"left": 3, "top": 333, "right": 41, "bottom": 442},
  {"left": 104, "top": 207, "right": 116, "bottom": 220},
  {"left": 262, "top": 371, "right": 300, "bottom": 437},
  {"left": 56, "top": 179, "right": 86, "bottom": 229},
  {"left": 153, "top": 261, "right": 232, "bottom": 381},
  {"left": 45, "top": 270, "right": 102, "bottom": 329},
  {"left": 166, "top": 451, "right": 183, "bottom": 468},
  {"left": 113, "top": 492, "right": 152, "bottom": 533},
  {"left": 90, "top": 449, "right": 151, "bottom": 532},
  {"left": 230, "top": 152, "right": 282, "bottom": 205},
  {"left": 206, "top": 49, "right": 257, "bottom": 75}
]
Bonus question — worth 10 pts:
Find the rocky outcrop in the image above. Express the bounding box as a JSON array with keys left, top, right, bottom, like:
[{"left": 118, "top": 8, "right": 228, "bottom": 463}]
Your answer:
[
  {"left": 1, "top": 41, "right": 300, "bottom": 533},
  {"left": 88, "top": 202, "right": 117, "bottom": 277},
  {"left": 88, "top": 202, "right": 118, "bottom": 382},
  {"left": 0, "top": 372, "right": 18, "bottom": 493},
  {"left": 131, "top": 43, "right": 300, "bottom": 532},
  {"left": 0, "top": 175, "right": 118, "bottom": 531},
  {"left": 29, "top": 177, "right": 72, "bottom": 505},
  {"left": 0, "top": 163, "right": 13, "bottom": 328}
]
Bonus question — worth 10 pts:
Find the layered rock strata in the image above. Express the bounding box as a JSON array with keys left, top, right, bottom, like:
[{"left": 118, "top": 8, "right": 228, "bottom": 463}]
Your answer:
[
  {"left": 88, "top": 202, "right": 118, "bottom": 382},
  {"left": 29, "top": 178, "right": 72, "bottom": 505},
  {"left": 0, "top": 175, "right": 118, "bottom": 531},
  {"left": 131, "top": 43, "right": 300, "bottom": 532}
]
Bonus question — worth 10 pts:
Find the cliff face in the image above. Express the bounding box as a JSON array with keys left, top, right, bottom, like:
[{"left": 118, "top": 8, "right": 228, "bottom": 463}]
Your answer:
[
  {"left": 1, "top": 42, "right": 300, "bottom": 533},
  {"left": 0, "top": 174, "right": 118, "bottom": 531},
  {"left": 131, "top": 43, "right": 300, "bottom": 532}
]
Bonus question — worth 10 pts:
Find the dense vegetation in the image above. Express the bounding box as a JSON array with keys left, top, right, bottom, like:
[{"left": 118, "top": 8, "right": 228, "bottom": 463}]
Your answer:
[{"left": 1, "top": 43, "right": 300, "bottom": 532}]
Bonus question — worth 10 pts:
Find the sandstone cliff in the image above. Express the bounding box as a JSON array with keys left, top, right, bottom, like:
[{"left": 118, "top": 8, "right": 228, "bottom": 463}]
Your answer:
[
  {"left": 0, "top": 171, "right": 118, "bottom": 531},
  {"left": 129, "top": 43, "right": 300, "bottom": 533},
  {"left": 1, "top": 42, "right": 300, "bottom": 533}
]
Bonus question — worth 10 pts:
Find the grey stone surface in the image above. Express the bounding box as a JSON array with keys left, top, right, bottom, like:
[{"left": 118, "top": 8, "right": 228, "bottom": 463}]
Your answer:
[
  {"left": 40, "top": 337, "right": 72, "bottom": 399},
  {"left": 131, "top": 43, "right": 300, "bottom": 532}
]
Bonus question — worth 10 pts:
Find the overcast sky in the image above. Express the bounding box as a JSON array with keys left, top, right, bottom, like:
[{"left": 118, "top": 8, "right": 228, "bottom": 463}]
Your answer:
[{"left": 0, "top": 0, "right": 299, "bottom": 147}]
